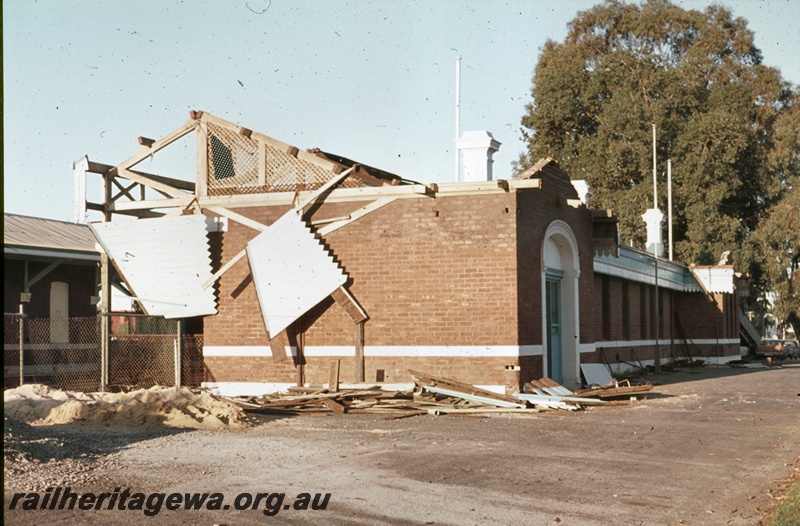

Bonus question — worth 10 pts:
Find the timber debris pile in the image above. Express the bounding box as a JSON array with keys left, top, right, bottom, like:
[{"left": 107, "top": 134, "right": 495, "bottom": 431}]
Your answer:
[{"left": 215, "top": 368, "right": 653, "bottom": 419}]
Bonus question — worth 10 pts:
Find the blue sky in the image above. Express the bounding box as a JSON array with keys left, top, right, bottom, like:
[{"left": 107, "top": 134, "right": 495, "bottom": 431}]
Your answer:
[{"left": 4, "top": 0, "right": 799, "bottom": 222}]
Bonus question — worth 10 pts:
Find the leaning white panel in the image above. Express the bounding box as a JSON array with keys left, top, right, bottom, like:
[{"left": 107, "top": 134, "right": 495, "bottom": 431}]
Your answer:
[
  {"left": 246, "top": 211, "right": 347, "bottom": 336},
  {"left": 90, "top": 215, "right": 218, "bottom": 318}
]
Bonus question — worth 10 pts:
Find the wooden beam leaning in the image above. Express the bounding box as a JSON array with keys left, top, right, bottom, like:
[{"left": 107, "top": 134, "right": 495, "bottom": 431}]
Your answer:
[
  {"left": 204, "top": 206, "right": 269, "bottom": 232},
  {"left": 355, "top": 321, "right": 365, "bottom": 383},
  {"left": 294, "top": 167, "right": 354, "bottom": 212},
  {"left": 83, "top": 159, "right": 196, "bottom": 191},
  {"left": 331, "top": 286, "right": 368, "bottom": 323},
  {"left": 329, "top": 360, "right": 340, "bottom": 392},
  {"left": 268, "top": 331, "right": 290, "bottom": 363},
  {"left": 317, "top": 197, "right": 397, "bottom": 236},
  {"left": 116, "top": 119, "right": 197, "bottom": 172},
  {"left": 202, "top": 248, "right": 247, "bottom": 290}
]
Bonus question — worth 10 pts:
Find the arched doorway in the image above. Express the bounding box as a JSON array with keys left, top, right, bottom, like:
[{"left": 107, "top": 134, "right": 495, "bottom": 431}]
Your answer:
[{"left": 541, "top": 221, "right": 581, "bottom": 387}]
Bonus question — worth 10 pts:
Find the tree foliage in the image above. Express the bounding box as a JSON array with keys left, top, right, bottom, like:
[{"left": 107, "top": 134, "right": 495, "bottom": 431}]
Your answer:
[
  {"left": 517, "top": 0, "right": 797, "bottom": 274},
  {"left": 753, "top": 177, "right": 800, "bottom": 336}
]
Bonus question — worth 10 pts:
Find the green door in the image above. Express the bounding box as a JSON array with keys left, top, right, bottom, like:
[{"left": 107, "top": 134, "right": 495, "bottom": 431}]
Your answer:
[{"left": 545, "top": 271, "right": 563, "bottom": 383}]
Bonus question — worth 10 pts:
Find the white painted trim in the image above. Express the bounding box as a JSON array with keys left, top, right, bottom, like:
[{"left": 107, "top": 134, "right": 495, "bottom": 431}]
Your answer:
[
  {"left": 605, "top": 354, "right": 743, "bottom": 375},
  {"left": 578, "top": 343, "right": 596, "bottom": 354},
  {"left": 541, "top": 220, "right": 581, "bottom": 387},
  {"left": 595, "top": 338, "right": 739, "bottom": 348},
  {"left": 203, "top": 345, "right": 545, "bottom": 358}
]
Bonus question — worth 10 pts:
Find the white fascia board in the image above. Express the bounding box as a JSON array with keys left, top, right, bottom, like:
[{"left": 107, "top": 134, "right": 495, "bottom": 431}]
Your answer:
[
  {"left": 4, "top": 246, "right": 101, "bottom": 262},
  {"left": 593, "top": 256, "right": 700, "bottom": 292},
  {"left": 595, "top": 338, "right": 740, "bottom": 348},
  {"left": 204, "top": 345, "right": 545, "bottom": 358},
  {"left": 691, "top": 266, "right": 735, "bottom": 294}
]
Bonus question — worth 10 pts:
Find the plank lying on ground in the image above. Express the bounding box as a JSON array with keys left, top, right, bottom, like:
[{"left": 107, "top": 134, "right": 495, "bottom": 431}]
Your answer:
[
  {"left": 529, "top": 378, "right": 576, "bottom": 397},
  {"left": 426, "top": 407, "right": 540, "bottom": 416},
  {"left": 321, "top": 398, "right": 346, "bottom": 413},
  {"left": 514, "top": 393, "right": 606, "bottom": 406},
  {"left": 572, "top": 384, "right": 653, "bottom": 399},
  {"left": 383, "top": 411, "right": 427, "bottom": 420},
  {"left": 421, "top": 385, "right": 527, "bottom": 409},
  {"left": 408, "top": 369, "right": 519, "bottom": 404}
]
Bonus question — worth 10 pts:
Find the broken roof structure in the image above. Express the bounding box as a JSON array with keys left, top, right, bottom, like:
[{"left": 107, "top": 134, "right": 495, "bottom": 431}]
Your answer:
[{"left": 80, "top": 111, "right": 741, "bottom": 396}]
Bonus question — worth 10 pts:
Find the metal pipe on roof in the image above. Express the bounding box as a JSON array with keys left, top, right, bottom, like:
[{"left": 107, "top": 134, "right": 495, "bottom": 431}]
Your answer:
[
  {"left": 455, "top": 56, "right": 461, "bottom": 182},
  {"left": 668, "top": 159, "right": 673, "bottom": 262}
]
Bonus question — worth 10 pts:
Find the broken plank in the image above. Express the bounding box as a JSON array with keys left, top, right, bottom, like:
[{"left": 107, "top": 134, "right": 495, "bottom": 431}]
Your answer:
[
  {"left": 572, "top": 385, "right": 653, "bottom": 399},
  {"left": 533, "top": 377, "right": 576, "bottom": 396},
  {"left": 329, "top": 359, "right": 340, "bottom": 393},
  {"left": 514, "top": 393, "right": 604, "bottom": 405},
  {"left": 383, "top": 411, "right": 427, "bottom": 421},
  {"left": 408, "top": 369, "right": 519, "bottom": 404},
  {"left": 421, "top": 385, "right": 526, "bottom": 409},
  {"left": 427, "top": 407, "right": 540, "bottom": 416},
  {"left": 321, "top": 398, "right": 346, "bottom": 414}
]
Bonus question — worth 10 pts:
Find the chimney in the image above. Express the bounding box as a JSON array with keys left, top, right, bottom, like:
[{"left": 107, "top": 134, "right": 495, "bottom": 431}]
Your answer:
[
  {"left": 571, "top": 180, "right": 593, "bottom": 206},
  {"left": 642, "top": 208, "right": 665, "bottom": 257},
  {"left": 455, "top": 130, "right": 501, "bottom": 182}
]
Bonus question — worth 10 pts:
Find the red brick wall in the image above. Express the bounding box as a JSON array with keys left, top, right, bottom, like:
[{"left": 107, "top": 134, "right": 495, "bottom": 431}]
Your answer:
[
  {"left": 203, "top": 183, "right": 598, "bottom": 387},
  {"left": 586, "top": 275, "right": 740, "bottom": 364},
  {"left": 201, "top": 184, "right": 738, "bottom": 388}
]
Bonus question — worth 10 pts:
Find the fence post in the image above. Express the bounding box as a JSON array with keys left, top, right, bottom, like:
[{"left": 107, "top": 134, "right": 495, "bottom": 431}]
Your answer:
[
  {"left": 18, "top": 304, "right": 25, "bottom": 386},
  {"left": 174, "top": 320, "right": 182, "bottom": 388},
  {"left": 100, "top": 251, "right": 111, "bottom": 392}
]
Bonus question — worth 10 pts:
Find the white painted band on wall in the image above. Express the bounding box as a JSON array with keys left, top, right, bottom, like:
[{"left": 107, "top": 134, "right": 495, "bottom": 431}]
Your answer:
[
  {"left": 594, "top": 338, "right": 739, "bottom": 348},
  {"left": 203, "top": 340, "right": 736, "bottom": 358},
  {"left": 607, "top": 354, "right": 743, "bottom": 374},
  {"left": 203, "top": 344, "right": 546, "bottom": 358}
]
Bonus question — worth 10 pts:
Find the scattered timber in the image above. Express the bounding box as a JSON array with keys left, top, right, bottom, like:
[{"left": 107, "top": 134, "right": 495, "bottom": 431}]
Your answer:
[{"left": 214, "top": 370, "right": 653, "bottom": 418}]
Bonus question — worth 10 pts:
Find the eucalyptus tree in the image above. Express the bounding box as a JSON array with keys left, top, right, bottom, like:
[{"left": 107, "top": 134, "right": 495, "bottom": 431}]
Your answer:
[{"left": 517, "top": 0, "right": 797, "bottom": 273}]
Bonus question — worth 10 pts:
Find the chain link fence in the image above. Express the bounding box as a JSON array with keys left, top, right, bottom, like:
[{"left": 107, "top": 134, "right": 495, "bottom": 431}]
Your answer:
[
  {"left": 109, "top": 315, "right": 178, "bottom": 389},
  {"left": 4, "top": 311, "right": 206, "bottom": 392},
  {"left": 26, "top": 316, "right": 101, "bottom": 392},
  {"left": 4, "top": 313, "right": 23, "bottom": 388}
]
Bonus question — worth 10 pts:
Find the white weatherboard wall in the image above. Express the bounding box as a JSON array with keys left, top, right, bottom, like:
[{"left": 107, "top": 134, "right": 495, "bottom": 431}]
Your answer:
[
  {"left": 90, "top": 215, "right": 217, "bottom": 318},
  {"left": 246, "top": 211, "right": 348, "bottom": 336}
]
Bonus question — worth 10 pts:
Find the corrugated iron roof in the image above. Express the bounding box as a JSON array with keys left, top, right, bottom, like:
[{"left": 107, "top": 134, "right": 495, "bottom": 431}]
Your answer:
[
  {"left": 594, "top": 245, "right": 703, "bottom": 292},
  {"left": 247, "top": 211, "right": 348, "bottom": 336},
  {"left": 90, "top": 215, "right": 217, "bottom": 319},
  {"left": 4, "top": 213, "right": 99, "bottom": 254}
]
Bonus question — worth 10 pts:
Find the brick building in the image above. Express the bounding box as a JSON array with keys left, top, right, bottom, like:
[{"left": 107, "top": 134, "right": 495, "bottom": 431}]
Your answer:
[{"left": 82, "top": 112, "right": 739, "bottom": 395}]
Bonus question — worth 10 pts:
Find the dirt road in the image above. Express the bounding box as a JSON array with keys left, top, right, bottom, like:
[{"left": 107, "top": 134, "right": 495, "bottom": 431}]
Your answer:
[{"left": 5, "top": 364, "right": 799, "bottom": 525}]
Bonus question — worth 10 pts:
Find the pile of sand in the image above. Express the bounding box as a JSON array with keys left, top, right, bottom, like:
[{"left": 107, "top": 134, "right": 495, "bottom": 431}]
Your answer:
[{"left": 4, "top": 384, "right": 248, "bottom": 430}]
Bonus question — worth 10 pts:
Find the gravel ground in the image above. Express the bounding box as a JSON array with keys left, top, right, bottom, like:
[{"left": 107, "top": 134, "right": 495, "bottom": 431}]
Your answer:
[{"left": 4, "top": 363, "right": 799, "bottom": 525}]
